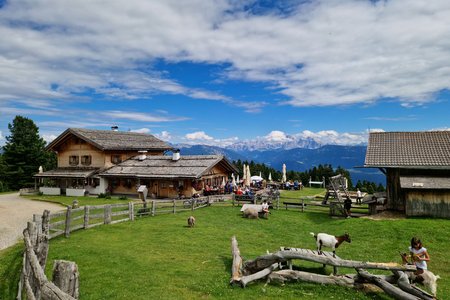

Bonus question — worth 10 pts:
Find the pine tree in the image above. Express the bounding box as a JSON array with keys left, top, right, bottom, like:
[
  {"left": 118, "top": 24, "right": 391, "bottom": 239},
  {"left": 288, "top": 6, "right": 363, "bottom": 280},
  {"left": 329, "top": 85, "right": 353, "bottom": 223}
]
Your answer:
[{"left": 2, "top": 116, "right": 56, "bottom": 190}]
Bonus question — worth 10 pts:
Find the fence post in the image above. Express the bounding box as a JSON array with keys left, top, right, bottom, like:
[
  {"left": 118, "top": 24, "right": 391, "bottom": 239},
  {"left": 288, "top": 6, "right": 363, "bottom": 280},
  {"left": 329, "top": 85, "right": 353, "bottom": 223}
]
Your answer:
[
  {"left": 151, "top": 200, "right": 156, "bottom": 216},
  {"left": 301, "top": 199, "right": 304, "bottom": 213},
  {"left": 104, "top": 205, "right": 111, "bottom": 224},
  {"left": 52, "top": 260, "right": 80, "bottom": 299},
  {"left": 232, "top": 194, "right": 235, "bottom": 206},
  {"left": 84, "top": 206, "right": 90, "bottom": 229},
  {"left": 173, "top": 200, "right": 176, "bottom": 213},
  {"left": 129, "top": 202, "right": 135, "bottom": 221},
  {"left": 191, "top": 199, "right": 196, "bottom": 211},
  {"left": 64, "top": 206, "right": 72, "bottom": 238}
]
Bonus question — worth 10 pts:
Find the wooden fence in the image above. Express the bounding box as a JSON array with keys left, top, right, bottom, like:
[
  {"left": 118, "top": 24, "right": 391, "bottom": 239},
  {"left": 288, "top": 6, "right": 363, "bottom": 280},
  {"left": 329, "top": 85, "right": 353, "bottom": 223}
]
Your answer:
[{"left": 18, "top": 194, "right": 230, "bottom": 299}]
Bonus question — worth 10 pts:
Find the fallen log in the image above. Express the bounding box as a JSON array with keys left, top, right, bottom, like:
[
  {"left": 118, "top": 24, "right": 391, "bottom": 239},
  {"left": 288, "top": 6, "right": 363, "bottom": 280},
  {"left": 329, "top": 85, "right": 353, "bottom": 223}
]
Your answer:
[
  {"left": 356, "top": 268, "right": 421, "bottom": 300},
  {"left": 244, "top": 250, "right": 416, "bottom": 274},
  {"left": 240, "top": 263, "right": 278, "bottom": 287},
  {"left": 393, "top": 271, "right": 434, "bottom": 300},
  {"left": 268, "top": 269, "right": 355, "bottom": 287}
]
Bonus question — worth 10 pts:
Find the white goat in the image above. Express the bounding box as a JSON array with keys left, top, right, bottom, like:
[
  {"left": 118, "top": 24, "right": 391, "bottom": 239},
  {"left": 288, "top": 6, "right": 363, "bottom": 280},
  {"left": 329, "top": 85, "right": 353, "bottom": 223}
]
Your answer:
[
  {"left": 310, "top": 232, "right": 351, "bottom": 257},
  {"left": 407, "top": 270, "right": 440, "bottom": 298}
]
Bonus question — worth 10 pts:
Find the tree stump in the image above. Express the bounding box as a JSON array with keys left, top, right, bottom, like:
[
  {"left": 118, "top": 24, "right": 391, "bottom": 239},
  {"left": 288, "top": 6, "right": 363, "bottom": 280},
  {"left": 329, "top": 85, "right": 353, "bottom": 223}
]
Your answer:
[{"left": 52, "top": 260, "right": 80, "bottom": 299}]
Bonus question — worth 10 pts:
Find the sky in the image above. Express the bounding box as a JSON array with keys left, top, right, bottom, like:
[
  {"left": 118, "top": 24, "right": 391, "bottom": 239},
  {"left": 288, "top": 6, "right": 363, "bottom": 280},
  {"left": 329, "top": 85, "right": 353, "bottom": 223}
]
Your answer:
[{"left": 1, "top": 0, "right": 449, "bottom": 147}]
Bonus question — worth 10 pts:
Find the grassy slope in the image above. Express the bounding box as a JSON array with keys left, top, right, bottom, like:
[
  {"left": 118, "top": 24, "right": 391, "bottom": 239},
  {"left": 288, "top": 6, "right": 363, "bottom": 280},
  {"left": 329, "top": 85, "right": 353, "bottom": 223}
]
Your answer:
[{"left": 2, "top": 189, "right": 448, "bottom": 299}]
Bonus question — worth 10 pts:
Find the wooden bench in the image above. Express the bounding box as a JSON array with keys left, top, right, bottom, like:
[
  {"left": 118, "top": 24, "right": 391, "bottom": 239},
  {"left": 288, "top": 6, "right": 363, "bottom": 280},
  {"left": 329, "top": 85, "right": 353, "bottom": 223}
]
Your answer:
[
  {"left": 283, "top": 201, "right": 307, "bottom": 211},
  {"left": 233, "top": 195, "right": 256, "bottom": 206}
]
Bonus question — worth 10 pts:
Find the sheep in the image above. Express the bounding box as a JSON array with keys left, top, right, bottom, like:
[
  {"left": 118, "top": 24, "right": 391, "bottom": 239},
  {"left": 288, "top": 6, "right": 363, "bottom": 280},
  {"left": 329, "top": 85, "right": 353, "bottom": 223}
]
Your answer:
[
  {"left": 187, "top": 216, "right": 195, "bottom": 227},
  {"left": 407, "top": 270, "right": 440, "bottom": 298},
  {"left": 310, "top": 232, "right": 351, "bottom": 257},
  {"left": 242, "top": 207, "right": 259, "bottom": 219}
]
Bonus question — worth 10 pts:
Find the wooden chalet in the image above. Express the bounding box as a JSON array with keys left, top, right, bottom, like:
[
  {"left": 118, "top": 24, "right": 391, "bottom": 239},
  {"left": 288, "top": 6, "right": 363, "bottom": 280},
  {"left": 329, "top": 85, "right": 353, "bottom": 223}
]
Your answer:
[
  {"left": 35, "top": 127, "right": 172, "bottom": 196},
  {"left": 35, "top": 127, "right": 238, "bottom": 198},
  {"left": 100, "top": 154, "right": 238, "bottom": 198},
  {"left": 364, "top": 131, "right": 450, "bottom": 218}
]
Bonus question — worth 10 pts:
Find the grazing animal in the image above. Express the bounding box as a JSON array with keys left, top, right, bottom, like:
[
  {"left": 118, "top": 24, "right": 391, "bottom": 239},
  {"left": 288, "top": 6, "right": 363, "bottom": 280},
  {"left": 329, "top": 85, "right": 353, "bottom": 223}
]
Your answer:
[
  {"left": 243, "top": 207, "right": 259, "bottom": 219},
  {"left": 187, "top": 216, "right": 196, "bottom": 227},
  {"left": 407, "top": 270, "right": 440, "bottom": 298},
  {"left": 310, "top": 232, "right": 351, "bottom": 257}
]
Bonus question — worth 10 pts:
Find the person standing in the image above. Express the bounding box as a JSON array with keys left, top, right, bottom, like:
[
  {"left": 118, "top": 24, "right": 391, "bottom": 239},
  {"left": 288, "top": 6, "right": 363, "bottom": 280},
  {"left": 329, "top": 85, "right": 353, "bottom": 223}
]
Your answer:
[{"left": 356, "top": 188, "right": 362, "bottom": 204}]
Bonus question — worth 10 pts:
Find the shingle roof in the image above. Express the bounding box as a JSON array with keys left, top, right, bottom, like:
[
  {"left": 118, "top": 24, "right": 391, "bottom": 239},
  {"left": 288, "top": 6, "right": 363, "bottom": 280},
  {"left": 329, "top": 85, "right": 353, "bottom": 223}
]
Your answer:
[
  {"left": 46, "top": 128, "right": 172, "bottom": 151},
  {"left": 100, "top": 155, "right": 238, "bottom": 179},
  {"left": 365, "top": 131, "right": 450, "bottom": 167},
  {"left": 34, "top": 168, "right": 99, "bottom": 178}
]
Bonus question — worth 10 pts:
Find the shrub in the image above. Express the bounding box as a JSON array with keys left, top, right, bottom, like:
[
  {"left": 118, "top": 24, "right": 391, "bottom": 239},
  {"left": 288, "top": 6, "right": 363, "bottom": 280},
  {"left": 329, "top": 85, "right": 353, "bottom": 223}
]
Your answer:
[{"left": 119, "top": 195, "right": 128, "bottom": 200}]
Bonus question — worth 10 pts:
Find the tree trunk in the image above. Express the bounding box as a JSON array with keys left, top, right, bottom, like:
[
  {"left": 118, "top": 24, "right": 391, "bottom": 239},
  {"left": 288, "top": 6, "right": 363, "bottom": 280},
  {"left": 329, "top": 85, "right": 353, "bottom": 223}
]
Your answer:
[
  {"left": 393, "top": 271, "right": 434, "bottom": 300},
  {"left": 240, "top": 263, "right": 278, "bottom": 287},
  {"left": 268, "top": 269, "right": 355, "bottom": 287},
  {"left": 356, "top": 268, "right": 420, "bottom": 300},
  {"left": 52, "top": 260, "right": 80, "bottom": 299}
]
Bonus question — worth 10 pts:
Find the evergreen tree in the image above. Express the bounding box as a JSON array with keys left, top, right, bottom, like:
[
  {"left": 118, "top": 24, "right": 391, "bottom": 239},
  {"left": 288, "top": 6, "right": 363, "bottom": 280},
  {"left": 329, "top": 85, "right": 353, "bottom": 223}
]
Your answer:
[{"left": 2, "top": 116, "right": 56, "bottom": 190}]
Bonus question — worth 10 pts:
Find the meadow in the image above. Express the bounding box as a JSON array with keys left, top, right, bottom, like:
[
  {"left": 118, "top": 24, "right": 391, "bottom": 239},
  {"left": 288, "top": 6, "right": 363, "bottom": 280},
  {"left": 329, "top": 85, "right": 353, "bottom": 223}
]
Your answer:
[{"left": 1, "top": 190, "right": 449, "bottom": 299}]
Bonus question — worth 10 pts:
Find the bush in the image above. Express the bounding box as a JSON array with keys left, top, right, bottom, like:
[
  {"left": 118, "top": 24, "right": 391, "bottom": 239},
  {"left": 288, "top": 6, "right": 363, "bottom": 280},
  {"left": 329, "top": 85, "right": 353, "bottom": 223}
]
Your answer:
[
  {"left": 98, "top": 192, "right": 111, "bottom": 199},
  {"left": 119, "top": 195, "right": 128, "bottom": 200}
]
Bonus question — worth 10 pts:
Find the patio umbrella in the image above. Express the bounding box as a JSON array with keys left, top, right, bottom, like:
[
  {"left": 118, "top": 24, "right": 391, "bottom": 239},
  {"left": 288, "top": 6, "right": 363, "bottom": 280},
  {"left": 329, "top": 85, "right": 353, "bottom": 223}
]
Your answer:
[
  {"left": 38, "top": 166, "right": 43, "bottom": 173},
  {"left": 231, "top": 173, "right": 236, "bottom": 187},
  {"left": 242, "top": 164, "right": 246, "bottom": 183},
  {"left": 247, "top": 165, "right": 252, "bottom": 186},
  {"left": 251, "top": 175, "right": 263, "bottom": 182},
  {"left": 236, "top": 175, "right": 240, "bottom": 185},
  {"left": 221, "top": 177, "right": 226, "bottom": 187},
  {"left": 282, "top": 164, "right": 287, "bottom": 183},
  {"left": 268, "top": 172, "right": 272, "bottom": 182},
  {"left": 259, "top": 171, "right": 262, "bottom": 178}
]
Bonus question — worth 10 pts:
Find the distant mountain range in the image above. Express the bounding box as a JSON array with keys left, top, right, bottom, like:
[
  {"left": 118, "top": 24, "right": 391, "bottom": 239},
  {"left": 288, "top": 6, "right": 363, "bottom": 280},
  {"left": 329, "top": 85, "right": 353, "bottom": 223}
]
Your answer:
[
  {"left": 175, "top": 143, "right": 385, "bottom": 185},
  {"left": 227, "top": 135, "right": 321, "bottom": 151}
]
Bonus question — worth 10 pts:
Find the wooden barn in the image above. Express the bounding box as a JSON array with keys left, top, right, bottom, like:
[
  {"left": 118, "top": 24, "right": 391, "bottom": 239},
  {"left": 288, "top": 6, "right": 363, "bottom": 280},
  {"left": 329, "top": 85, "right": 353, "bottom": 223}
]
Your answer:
[
  {"left": 100, "top": 153, "right": 238, "bottom": 198},
  {"left": 364, "top": 131, "right": 450, "bottom": 218}
]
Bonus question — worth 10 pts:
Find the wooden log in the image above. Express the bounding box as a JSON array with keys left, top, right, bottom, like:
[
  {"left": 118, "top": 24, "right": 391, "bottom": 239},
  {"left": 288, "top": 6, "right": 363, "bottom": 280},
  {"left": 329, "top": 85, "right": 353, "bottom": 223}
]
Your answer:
[
  {"left": 52, "top": 260, "right": 80, "bottom": 299},
  {"left": 244, "top": 250, "right": 416, "bottom": 274},
  {"left": 65, "top": 206, "right": 72, "bottom": 238},
  {"left": 268, "top": 269, "right": 355, "bottom": 287},
  {"left": 240, "top": 263, "right": 279, "bottom": 287},
  {"left": 230, "top": 236, "right": 243, "bottom": 285},
  {"left": 393, "top": 271, "right": 434, "bottom": 300},
  {"left": 356, "top": 268, "right": 420, "bottom": 300},
  {"left": 104, "top": 205, "right": 112, "bottom": 224}
]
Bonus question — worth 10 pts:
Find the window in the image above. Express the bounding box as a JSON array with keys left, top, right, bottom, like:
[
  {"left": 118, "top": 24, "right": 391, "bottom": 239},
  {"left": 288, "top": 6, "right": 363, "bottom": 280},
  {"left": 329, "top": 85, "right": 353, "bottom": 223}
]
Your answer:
[
  {"left": 81, "top": 155, "right": 92, "bottom": 166},
  {"left": 111, "top": 155, "right": 122, "bottom": 164},
  {"left": 69, "top": 155, "right": 79, "bottom": 166}
]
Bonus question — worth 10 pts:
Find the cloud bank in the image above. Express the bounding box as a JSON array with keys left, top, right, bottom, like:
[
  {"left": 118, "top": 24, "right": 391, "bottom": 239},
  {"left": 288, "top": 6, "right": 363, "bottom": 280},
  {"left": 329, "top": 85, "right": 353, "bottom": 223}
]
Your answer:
[{"left": 0, "top": 0, "right": 449, "bottom": 112}]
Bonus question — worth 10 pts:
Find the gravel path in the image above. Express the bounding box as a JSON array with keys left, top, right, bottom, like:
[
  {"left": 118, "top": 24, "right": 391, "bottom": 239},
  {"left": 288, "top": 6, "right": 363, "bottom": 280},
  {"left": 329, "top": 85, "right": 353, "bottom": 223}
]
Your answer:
[{"left": 0, "top": 193, "right": 63, "bottom": 250}]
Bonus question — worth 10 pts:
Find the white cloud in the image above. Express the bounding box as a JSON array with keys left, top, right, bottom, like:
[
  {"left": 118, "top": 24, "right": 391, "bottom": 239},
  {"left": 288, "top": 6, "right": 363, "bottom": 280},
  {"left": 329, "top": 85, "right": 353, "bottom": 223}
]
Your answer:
[
  {"left": 296, "top": 130, "right": 368, "bottom": 145},
  {"left": 42, "top": 134, "right": 57, "bottom": 144},
  {"left": 131, "top": 128, "right": 151, "bottom": 134},
  {"left": 101, "top": 111, "right": 188, "bottom": 122},
  {"left": 265, "top": 130, "right": 290, "bottom": 142},
  {"left": 185, "top": 131, "right": 213, "bottom": 141},
  {"left": 1, "top": 0, "right": 448, "bottom": 111},
  {"left": 155, "top": 131, "right": 172, "bottom": 141}
]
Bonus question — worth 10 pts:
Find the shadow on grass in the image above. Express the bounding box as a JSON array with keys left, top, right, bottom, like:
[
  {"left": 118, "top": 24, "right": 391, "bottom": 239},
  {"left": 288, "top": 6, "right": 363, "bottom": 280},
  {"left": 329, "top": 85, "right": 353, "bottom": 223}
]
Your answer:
[{"left": 0, "top": 244, "right": 23, "bottom": 299}]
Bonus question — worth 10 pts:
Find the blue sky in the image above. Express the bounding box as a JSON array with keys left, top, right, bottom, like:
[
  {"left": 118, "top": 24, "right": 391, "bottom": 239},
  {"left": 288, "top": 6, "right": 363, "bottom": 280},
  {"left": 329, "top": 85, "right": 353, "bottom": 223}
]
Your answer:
[{"left": 1, "top": 0, "right": 449, "bottom": 147}]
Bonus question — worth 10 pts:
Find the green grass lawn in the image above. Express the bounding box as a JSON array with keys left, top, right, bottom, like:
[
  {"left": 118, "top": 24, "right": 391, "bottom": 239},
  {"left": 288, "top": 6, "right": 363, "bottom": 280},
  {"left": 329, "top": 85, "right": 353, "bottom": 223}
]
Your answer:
[
  {"left": 2, "top": 189, "right": 449, "bottom": 299},
  {"left": 23, "top": 195, "right": 139, "bottom": 207}
]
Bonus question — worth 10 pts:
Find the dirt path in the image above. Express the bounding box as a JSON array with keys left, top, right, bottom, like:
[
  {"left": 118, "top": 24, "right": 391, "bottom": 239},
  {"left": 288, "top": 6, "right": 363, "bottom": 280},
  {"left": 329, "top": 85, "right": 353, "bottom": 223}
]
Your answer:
[{"left": 0, "top": 193, "right": 63, "bottom": 250}]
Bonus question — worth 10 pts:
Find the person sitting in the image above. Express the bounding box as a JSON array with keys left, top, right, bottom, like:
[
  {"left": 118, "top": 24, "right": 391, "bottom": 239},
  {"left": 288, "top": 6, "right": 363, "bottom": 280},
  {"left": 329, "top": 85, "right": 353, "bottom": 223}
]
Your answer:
[
  {"left": 261, "top": 199, "right": 269, "bottom": 218},
  {"left": 235, "top": 186, "right": 243, "bottom": 195}
]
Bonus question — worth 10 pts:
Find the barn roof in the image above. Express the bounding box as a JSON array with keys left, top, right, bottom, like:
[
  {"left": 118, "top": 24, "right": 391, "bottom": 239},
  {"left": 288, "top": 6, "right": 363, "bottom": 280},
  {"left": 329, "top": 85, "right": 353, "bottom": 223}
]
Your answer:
[
  {"left": 100, "top": 155, "right": 238, "bottom": 179},
  {"left": 46, "top": 128, "right": 172, "bottom": 151},
  {"left": 364, "top": 131, "right": 450, "bottom": 168}
]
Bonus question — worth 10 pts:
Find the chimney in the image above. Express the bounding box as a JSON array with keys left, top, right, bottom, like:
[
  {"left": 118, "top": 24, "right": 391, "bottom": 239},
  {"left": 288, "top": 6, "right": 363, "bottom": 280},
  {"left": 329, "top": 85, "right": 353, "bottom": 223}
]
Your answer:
[
  {"left": 172, "top": 149, "right": 180, "bottom": 161},
  {"left": 111, "top": 125, "right": 119, "bottom": 131},
  {"left": 138, "top": 150, "right": 147, "bottom": 161}
]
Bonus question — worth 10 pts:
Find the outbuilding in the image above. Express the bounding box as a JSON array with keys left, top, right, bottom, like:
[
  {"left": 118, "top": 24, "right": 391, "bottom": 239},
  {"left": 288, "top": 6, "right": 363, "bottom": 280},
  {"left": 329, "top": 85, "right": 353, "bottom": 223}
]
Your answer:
[{"left": 364, "top": 131, "right": 450, "bottom": 218}]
